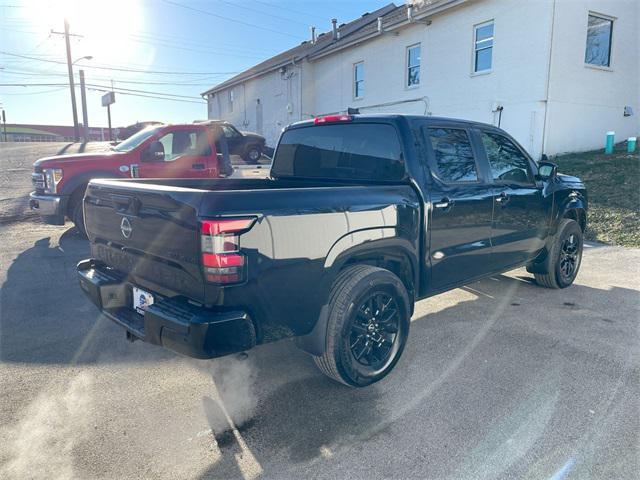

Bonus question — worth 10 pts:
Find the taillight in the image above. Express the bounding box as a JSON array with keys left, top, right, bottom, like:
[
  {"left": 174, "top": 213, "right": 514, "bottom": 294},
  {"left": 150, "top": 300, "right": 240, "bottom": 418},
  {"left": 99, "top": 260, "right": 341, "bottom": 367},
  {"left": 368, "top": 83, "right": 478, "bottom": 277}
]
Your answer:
[
  {"left": 314, "top": 114, "right": 352, "bottom": 125},
  {"left": 200, "top": 217, "right": 256, "bottom": 284}
]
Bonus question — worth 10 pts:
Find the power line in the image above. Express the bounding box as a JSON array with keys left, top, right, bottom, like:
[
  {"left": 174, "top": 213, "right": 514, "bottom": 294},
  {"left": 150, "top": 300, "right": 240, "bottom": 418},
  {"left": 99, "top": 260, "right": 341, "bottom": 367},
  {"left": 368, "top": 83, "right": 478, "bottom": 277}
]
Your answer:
[
  {"left": 2, "top": 69, "right": 222, "bottom": 86},
  {"left": 252, "top": 0, "right": 330, "bottom": 23},
  {"left": 0, "top": 82, "right": 204, "bottom": 100},
  {"left": 214, "top": 0, "right": 310, "bottom": 27},
  {"left": 0, "top": 87, "right": 67, "bottom": 95},
  {"left": 0, "top": 50, "right": 240, "bottom": 75},
  {"left": 161, "top": 0, "right": 303, "bottom": 40},
  {"left": 0, "top": 82, "right": 206, "bottom": 104},
  {"left": 85, "top": 87, "right": 205, "bottom": 105}
]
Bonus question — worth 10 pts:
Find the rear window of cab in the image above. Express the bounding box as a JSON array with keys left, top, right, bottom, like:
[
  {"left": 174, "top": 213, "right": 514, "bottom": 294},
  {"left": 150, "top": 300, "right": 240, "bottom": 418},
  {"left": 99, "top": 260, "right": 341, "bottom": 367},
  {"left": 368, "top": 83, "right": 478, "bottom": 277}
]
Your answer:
[{"left": 272, "top": 123, "right": 406, "bottom": 181}]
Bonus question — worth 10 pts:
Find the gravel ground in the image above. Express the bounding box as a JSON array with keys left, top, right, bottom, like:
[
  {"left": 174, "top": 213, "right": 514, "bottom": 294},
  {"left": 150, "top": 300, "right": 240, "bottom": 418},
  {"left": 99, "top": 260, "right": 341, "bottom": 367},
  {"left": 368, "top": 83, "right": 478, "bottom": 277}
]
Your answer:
[
  {"left": 0, "top": 142, "right": 111, "bottom": 224},
  {"left": 0, "top": 220, "right": 638, "bottom": 480}
]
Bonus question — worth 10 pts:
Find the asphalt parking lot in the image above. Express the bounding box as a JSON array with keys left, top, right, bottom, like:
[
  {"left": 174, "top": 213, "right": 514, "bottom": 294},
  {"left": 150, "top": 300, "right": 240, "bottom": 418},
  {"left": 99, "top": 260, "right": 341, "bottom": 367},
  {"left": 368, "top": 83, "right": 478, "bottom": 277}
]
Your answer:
[{"left": 1, "top": 144, "right": 639, "bottom": 479}]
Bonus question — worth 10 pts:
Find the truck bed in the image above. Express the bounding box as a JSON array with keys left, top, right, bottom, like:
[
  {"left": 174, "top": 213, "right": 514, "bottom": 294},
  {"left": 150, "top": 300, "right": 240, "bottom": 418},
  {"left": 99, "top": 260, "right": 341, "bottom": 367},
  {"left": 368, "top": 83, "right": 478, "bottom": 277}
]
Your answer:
[{"left": 83, "top": 177, "right": 422, "bottom": 343}]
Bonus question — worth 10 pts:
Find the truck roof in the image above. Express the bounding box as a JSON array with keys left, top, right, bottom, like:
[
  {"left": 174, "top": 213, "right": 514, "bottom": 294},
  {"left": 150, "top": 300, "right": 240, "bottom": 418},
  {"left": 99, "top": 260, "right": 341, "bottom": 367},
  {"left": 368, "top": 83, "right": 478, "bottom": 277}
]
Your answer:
[{"left": 288, "top": 114, "right": 499, "bottom": 131}]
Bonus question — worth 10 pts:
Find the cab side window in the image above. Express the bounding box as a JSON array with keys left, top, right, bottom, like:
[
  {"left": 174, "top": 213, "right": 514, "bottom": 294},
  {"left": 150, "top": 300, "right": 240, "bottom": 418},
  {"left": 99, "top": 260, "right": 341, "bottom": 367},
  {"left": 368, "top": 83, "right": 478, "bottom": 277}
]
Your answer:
[
  {"left": 222, "top": 125, "right": 241, "bottom": 139},
  {"left": 481, "top": 132, "right": 533, "bottom": 184},
  {"left": 425, "top": 127, "right": 478, "bottom": 183},
  {"left": 157, "top": 130, "right": 211, "bottom": 162}
]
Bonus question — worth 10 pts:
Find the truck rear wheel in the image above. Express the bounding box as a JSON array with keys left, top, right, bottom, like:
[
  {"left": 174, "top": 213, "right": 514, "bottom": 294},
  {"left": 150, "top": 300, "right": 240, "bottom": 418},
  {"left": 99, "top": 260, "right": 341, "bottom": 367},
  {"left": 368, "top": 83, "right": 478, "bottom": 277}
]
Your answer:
[
  {"left": 532, "top": 219, "right": 583, "bottom": 289},
  {"left": 244, "top": 146, "right": 262, "bottom": 163},
  {"left": 314, "top": 265, "right": 410, "bottom": 387}
]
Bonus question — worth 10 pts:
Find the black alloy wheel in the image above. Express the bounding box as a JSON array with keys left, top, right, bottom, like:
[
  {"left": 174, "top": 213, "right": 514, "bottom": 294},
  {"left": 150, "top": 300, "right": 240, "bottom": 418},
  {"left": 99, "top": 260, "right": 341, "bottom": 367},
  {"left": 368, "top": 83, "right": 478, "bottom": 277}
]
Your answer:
[{"left": 348, "top": 291, "right": 400, "bottom": 369}]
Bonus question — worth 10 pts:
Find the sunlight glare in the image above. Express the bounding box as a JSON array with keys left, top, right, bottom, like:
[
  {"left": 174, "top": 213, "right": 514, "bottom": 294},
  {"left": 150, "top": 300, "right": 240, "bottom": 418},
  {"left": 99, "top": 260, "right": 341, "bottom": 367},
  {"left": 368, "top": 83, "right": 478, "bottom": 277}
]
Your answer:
[{"left": 23, "top": 0, "right": 146, "bottom": 67}]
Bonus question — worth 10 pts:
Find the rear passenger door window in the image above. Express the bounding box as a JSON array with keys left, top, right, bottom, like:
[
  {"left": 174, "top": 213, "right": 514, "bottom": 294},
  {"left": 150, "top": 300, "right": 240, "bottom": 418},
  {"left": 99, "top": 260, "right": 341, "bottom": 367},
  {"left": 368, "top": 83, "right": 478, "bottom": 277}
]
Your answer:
[
  {"left": 481, "top": 132, "right": 534, "bottom": 185},
  {"left": 424, "top": 127, "right": 479, "bottom": 183}
]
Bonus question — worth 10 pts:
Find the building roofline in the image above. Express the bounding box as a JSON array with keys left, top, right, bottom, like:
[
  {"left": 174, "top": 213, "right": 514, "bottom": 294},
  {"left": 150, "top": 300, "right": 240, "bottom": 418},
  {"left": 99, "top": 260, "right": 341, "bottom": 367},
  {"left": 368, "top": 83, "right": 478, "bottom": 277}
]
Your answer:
[
  {"left": 201, "top": 0, "right": 469, "bottom": 97},
  {"left": 307, "top": 0, "right": 470, "bottom": 61}
]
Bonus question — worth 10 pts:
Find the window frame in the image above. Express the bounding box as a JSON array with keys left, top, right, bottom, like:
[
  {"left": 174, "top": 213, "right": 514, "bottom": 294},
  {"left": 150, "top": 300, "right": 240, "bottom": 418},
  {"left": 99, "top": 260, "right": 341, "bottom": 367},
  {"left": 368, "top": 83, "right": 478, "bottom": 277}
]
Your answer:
[
  {"left": 584, "top": 12, "right": 614, "bottom": 69},
  {"left": 422, "top": 125, "right": 485, "bottom": 185},
  {"left": 353, "top": 61, "right": 364, "bottom": 100},
  {"left": 406, "top": 43, "right": 421, "bottom": 89},
  {"left": 472, "top": 20, "right": 494, "bottom": 74},
  {"left": 477, "top": 128, "right": 537, "bottom": 186}
]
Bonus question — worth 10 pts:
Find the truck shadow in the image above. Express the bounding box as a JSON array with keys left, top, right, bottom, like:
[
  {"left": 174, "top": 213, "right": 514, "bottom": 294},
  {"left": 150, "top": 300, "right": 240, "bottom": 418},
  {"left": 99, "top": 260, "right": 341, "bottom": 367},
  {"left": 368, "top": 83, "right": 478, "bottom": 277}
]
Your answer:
[
  {"left": 197, "top": 275, "right": 639, "bottom": 478},
  {"left": 0, "top": 227, "right": 174, "bottom": 364}
]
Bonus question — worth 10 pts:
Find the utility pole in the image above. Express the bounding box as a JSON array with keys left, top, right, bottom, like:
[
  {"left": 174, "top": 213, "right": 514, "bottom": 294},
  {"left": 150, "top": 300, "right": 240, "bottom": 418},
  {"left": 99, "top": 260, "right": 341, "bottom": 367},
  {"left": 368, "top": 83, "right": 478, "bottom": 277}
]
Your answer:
[
  {"left": 79, "top": 69, "right": 89, "bottom": 142},
  {"left": 51, "top": 20, "right": 82, "bottom": 142},
  {"left": 1, "top": 110, "right": 6, "bottom": 142},
  {"left": 64, "top": 19, "right": 79, "bottom": 142},
  {"left": 107, "top": 103, "right": 112, "bottom": 141}
]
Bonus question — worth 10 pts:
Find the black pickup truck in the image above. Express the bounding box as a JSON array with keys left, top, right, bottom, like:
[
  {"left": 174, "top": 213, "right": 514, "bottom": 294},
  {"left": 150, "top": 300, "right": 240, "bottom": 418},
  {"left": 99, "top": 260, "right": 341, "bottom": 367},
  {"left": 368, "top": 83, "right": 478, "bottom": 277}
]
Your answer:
[{"left": 77, "top": 114, "right": 587, "bottom": 387}]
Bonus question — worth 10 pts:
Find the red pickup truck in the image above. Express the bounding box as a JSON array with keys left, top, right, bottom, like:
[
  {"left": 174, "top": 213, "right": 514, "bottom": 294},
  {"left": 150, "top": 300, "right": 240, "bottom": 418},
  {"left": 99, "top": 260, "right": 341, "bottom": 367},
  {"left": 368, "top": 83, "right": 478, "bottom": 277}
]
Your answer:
[{"left": 29, "top": 122, "right": 268, "bottom": 235}]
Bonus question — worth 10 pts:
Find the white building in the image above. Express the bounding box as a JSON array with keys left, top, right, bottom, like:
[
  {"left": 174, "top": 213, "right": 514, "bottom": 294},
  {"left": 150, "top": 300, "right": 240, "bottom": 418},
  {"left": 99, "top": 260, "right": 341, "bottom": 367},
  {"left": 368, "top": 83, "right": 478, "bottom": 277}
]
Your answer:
[{"left": 203, "top": 0, "right": 639, "bottom": 159}]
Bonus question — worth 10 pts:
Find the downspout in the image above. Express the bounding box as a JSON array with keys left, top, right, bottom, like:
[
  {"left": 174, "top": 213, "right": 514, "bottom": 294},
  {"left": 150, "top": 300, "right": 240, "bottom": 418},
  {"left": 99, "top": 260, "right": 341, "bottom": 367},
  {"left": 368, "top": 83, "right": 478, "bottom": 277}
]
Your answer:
[
  {"left": 242, "top": 83, "right": 248, "bottom": 127},
  {"left": 541, "top": 0, "right": 557, "bottom": 159}
]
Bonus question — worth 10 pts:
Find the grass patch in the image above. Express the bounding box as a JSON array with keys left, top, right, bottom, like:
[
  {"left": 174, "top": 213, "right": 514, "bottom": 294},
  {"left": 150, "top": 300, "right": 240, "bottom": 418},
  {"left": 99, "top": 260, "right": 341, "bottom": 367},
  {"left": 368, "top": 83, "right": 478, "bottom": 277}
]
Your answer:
[{"left": 554, "top": 142, "right": 639, "bottom": 247}]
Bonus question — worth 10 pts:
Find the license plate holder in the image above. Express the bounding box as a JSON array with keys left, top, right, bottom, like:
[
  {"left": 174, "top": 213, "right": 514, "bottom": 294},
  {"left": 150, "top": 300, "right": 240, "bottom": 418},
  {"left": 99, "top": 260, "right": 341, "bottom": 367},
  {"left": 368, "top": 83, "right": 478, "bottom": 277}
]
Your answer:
[{"left": 132, "top": 286, "right": 154, "bottom": 315}]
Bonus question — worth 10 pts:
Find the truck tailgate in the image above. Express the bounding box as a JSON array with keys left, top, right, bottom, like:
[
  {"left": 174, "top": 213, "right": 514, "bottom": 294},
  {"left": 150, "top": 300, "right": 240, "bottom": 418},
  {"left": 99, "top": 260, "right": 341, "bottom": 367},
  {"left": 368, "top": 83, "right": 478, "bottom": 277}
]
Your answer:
[{"left": 83, "top": 180, "right": 206, "bottom": 302}]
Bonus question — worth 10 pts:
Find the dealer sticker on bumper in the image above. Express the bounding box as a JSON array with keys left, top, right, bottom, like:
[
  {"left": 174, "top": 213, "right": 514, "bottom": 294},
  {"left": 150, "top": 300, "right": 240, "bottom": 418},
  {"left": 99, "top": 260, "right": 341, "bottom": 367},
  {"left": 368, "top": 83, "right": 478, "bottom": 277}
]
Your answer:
[{"left": 132, "top": 286, "right": 154, "bottom": 315}]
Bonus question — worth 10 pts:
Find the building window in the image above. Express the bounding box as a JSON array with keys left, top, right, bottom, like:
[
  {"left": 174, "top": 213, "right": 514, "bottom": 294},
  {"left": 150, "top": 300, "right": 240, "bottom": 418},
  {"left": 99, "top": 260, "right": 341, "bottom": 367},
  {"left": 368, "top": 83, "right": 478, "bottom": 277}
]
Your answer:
[
  {"left": 354, "top": 62, "right": 364, "bottom": 99},
  {"left": 585, "top": 13, "right": 613, "bottom": 67},
  {"left": 407, "top": 44, "right": 421, "bottom": 87},
  {"left": 474, "top": 20, "right": 494, "bottom": 72},
  {"left": 228, "top": 89, "right": 234, "bottom": 113}
]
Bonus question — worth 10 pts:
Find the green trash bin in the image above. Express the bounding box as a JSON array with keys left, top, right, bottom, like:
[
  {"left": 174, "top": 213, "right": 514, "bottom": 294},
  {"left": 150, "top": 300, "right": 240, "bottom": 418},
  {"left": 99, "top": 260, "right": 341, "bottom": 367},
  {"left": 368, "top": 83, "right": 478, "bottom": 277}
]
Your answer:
[
  {"left": 605, "top": 131, "right": 615, "bottom": 154},
  {"left": 628, "top": 137, "right": 637, "bottom": 153}
]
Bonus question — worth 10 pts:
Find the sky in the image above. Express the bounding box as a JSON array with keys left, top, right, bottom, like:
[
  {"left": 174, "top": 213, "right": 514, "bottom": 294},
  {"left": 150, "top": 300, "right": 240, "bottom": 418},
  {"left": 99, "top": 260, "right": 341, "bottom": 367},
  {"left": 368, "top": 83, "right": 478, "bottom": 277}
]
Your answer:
[{"left": 0, "top": 0, "right": 393, "bottom": 128}]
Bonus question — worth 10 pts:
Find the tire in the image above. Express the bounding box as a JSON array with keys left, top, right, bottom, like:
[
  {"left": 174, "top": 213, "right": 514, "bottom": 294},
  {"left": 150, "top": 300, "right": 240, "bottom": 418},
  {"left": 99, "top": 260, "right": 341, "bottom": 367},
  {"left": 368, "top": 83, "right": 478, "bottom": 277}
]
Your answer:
[
  {"left": 314, "top": 265, "right": 411, "bottom": 387},
  {"left": 71, "top": 198, "right": 87, "bottom": 238},
  {"left": 533, "top": 219, "right": 583, "bottom": 289},
  {"left": 244, "top": 145, "right": 261, "bottom": 163}
]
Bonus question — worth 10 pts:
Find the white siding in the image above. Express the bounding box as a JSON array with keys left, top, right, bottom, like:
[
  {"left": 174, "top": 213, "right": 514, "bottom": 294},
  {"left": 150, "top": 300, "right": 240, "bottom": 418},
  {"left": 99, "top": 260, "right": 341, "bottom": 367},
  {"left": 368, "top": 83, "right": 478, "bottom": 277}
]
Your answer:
[
  {"left": 207, "top": 63, "right": 305, "bottom": 147},
  {"left": 308, "top": 0, "right": 554, "bottom": 159},
  {"left": 544, "top": 0, "right": 639, "bottom": 155},
  {"left": 207, "top": 0, "right": 638, "bottom": 157}
]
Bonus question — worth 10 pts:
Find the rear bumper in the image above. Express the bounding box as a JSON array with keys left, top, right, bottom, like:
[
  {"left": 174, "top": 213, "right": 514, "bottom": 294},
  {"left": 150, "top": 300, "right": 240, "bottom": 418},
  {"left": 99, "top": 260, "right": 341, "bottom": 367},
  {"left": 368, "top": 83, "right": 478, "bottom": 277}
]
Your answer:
[
  {"left": 29, "top": 192, "right": 66, "bottom": 225},
  {"left": 77, "top": 259, "right": 256, "bottom": 359}
]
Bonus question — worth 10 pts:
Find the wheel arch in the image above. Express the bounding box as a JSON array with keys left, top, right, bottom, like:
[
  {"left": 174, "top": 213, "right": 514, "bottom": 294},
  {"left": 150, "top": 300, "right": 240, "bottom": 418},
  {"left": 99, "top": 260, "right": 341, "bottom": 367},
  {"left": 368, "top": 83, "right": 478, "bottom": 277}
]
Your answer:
[
  {"left": 296, "top": 232, "right": 418, "bottom": 357},
  {"left": 60, "top": 171, "right": 123, "bottom": 217},
  {"left": 324, "top": 229, "right": 419, "bottom": 303}
]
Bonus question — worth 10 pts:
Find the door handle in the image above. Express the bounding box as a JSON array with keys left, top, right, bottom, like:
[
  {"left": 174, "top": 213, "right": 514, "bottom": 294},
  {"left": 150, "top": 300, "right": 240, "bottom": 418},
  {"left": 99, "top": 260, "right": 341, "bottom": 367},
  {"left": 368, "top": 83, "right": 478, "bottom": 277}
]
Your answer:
[
  {"left": 434, "top": 197, "right": 454, "bottom": 210},
  {"left": 192, "top": 163, "right": 205, "bottom": 170},
  {"left": 496, "top": 191, "right": 510, "bottom": 205}
]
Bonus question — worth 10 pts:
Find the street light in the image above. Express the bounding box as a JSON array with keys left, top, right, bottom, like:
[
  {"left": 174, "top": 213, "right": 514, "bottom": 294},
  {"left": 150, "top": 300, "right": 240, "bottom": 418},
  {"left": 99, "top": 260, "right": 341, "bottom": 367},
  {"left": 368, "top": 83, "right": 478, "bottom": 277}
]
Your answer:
[{"left": 73, "top": 55, "right": 93, "bottom": 65}]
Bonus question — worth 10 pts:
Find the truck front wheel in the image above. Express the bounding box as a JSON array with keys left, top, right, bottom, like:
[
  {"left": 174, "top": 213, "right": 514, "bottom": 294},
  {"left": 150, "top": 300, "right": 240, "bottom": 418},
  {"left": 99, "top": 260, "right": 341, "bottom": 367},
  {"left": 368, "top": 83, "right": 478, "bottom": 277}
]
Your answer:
[
  {"left": 72, "top": 200, "right": 87, "bottom": 237},
  {"left": 532, "top": 219, "right": 583, "bottom": 289},
  {"left": 314, "top": 265, "right": 410, "bottom": 387}
]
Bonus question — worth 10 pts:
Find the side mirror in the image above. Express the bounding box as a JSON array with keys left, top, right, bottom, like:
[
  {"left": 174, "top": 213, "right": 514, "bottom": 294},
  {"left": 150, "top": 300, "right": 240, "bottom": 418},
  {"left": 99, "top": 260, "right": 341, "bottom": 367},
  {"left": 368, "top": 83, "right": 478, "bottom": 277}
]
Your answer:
[
  {"left": 536, "top": 161, "right": 557, "bottom": 181},
  {"left": 142, "top": 141, "right": 165, "bottom": 162}
]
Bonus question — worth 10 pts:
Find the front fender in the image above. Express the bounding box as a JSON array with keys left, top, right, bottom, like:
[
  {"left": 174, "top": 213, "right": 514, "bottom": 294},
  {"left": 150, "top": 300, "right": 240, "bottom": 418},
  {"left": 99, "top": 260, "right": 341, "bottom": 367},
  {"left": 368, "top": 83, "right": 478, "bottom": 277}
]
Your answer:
[
  {"left": 554, "top": 192, "right": 587, "bottom": 232},
  {"left": 59, "top": 170, "right": 125, "bottom": 197}
]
